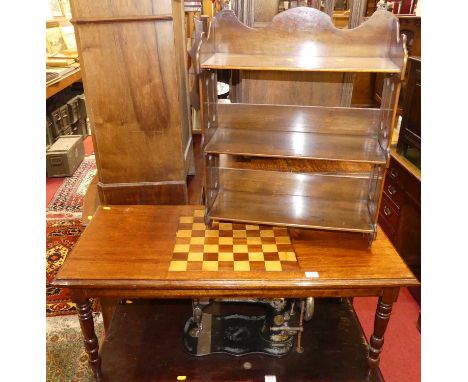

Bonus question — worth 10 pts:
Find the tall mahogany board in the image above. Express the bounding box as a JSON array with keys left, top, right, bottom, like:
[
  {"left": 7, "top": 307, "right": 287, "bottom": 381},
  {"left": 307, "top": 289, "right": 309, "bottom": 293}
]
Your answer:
[{"left": 70, "top": 0, "right": 193, "bottom": 204}]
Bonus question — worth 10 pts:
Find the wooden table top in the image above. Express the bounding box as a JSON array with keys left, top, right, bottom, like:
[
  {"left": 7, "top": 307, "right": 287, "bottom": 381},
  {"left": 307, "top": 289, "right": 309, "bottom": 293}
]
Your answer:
[{"left": 54, "top": 205, "right": 418, "bottom": 294}]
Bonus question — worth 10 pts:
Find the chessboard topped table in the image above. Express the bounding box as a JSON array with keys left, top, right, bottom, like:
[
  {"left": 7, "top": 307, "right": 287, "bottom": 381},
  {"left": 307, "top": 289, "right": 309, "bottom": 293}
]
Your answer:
[
  {"left": 53, "top": 205, "right": 418, "bottom": 381},
  {"left": 55, "top": 205, "right": 417, "bottom": 296}
]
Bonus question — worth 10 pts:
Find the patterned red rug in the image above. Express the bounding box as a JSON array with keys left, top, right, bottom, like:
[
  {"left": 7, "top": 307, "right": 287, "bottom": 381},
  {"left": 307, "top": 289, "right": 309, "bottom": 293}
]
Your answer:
[
  {"left": 46, "top": 219, "right": 85, "bottom": 316},
  {"left": 47, "top": 155, "right": 96, "bottom": 221},
  {"left": 46, "top": 219, "right": 99, "bottom": 317}
]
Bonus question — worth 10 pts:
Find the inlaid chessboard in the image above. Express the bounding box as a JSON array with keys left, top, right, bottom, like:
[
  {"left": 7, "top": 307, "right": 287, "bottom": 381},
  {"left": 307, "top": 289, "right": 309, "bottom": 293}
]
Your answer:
[{"left": 169, "top": 209, "right": 299, "bottom": 272}]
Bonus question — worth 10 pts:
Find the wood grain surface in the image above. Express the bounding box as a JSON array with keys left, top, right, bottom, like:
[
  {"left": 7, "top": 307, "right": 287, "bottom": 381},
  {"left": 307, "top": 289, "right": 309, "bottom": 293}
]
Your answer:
[
  {"left": 198, "top": 8, "right": 406, "bottom": 74},
  {"left": 204, "top": 103, "right": 387, "bottom": 163},
  {"left": 70, "top": 0, "right": 193, "bottom": 204},
  {"left": 53, "top": 205, "right": 418, "bottom": 294},
  {"left": 210, "top": 189, "right": 374, "bottom": 233},
  {"left": 216, "top": 103, "right": 383, "bottom": 135},
  {"left": 202, "top": 54, "right": 401, "bottom": 73},
  {"left": 206, "top": 128, "right": 386, "bottom": 163}
]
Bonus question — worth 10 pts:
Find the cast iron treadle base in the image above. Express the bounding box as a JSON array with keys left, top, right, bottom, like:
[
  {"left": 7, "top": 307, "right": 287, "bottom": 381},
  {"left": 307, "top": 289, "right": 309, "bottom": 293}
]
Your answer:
[{"left": 184, "top": 313, "right": 293, "bottom": 357}]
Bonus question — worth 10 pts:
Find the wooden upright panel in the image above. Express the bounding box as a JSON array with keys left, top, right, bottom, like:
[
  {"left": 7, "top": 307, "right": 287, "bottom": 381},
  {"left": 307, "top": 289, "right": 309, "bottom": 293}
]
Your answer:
[{"left": 70, "top": 0, "right": 193, "bottom": 204}]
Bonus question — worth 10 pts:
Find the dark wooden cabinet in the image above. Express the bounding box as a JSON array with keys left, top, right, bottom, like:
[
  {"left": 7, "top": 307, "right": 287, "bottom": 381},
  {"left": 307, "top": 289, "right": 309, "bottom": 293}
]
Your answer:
[
  {"left": 374, "top": 16, "right": 420, "bottom": 107},
  {"left": 379, "top": 154, "right": 421, "bottom": 303},
  {"left": 397, "top": 56, "right": 421, "bottom": 153}
]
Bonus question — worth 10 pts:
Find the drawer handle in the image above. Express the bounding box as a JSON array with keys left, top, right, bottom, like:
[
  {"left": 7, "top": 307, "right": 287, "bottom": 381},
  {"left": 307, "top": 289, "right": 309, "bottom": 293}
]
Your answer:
[
  {"left": 390, "top": 168, "right": 399, "bottom": 179},
  {"left": 387, "top": 185, "right": 397, "bottom": 196},
  {"left": 383, "top": 206, "right": 392, "bottom": 216}
]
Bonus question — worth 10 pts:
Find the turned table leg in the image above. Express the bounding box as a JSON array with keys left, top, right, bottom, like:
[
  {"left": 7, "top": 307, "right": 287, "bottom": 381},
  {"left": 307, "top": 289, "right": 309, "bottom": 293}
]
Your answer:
[
  {"left": 368, "top": 288, "right": 399, "bottom": 368},
  {"left": 72, "top": 292, "right": 103, "bottom": 381}
]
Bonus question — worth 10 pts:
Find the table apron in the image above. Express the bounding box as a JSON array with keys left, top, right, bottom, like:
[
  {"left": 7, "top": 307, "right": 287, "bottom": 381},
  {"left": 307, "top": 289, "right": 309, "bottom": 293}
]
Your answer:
[{"left": 79, "top": 287, "right": 393, "bottom": 299}]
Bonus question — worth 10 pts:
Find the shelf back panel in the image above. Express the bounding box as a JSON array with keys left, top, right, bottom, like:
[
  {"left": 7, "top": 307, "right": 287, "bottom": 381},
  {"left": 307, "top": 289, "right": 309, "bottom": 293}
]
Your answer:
[
  {"left": 199, "top": 8, "right": 406, "bottom": 74},
  {"left": 233, "top": 70, "right": 344, "bottom": 106},
  {"left": 218, "top": 168, "right": 370, "bottom": 202},
  {"left": 217, "top": 103, "right": 382, "bottom": 135},
  {"left": 218, "top": 155, "right": 373, "bottom": 174}
]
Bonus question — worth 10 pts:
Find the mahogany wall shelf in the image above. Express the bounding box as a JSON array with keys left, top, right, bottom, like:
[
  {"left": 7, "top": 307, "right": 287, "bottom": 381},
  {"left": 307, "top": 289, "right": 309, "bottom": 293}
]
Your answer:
[{"left": 196, "top": 7, "right": 407, "bottom": 244}]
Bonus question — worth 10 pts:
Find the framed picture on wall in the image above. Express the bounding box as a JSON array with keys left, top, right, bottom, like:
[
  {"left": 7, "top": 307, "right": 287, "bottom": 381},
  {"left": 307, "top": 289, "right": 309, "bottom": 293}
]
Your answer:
[
  {"left": 48, "top": 0, "right": 64, "bottom": 17},
  {"left": 60, "top": 25, "right": 77, "bottom": 50},
  {"left": 46, "top": 27, "right": 68, "bottom": 55},
  {"left": 60, "top": 0, "right": 73, "bottom": 18}
]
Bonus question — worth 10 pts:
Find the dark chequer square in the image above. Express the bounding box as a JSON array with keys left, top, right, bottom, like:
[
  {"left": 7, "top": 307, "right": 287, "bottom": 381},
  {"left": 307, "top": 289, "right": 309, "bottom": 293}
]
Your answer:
[{"left": 168, "top": 210, "right": 300, "bottom": 272}]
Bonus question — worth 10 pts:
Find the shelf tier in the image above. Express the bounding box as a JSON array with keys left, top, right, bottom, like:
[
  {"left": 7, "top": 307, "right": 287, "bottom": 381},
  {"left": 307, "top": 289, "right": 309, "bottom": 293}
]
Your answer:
[
  {"left": 210, "top": 190, "right": 373, "bottom": 233},
  {"left": 205, "top": 104, "right": 387, "bottom": 164},
  {"left": 201, "top": 53, "right": 401, "bottom": 73},
  {"left": 209, "top": 169, "right": 374, "bottom": 233},
  {"left": 206, "top": 128, "right": 386, "bottom": 164}
]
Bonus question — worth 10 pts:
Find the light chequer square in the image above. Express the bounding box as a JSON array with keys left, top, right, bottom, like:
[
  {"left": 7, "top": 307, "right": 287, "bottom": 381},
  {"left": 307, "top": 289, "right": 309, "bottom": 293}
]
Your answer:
[
  {"left": 248, "top": 252, "right": 264, "bottom": 262},
  {"left": 168, "top": 261, "right": 187, "bottom": 272},
  {"left": 193, "top": 210, "right": 205, "bottom": 218},
  {"left": 234, "top": 261, "right": 250, "bottom": 272},
  {"left": 174, "top": 244, "right": 190, "bottom": 253},
  {"left": 219, "top": 252, "right": 234, "bottom": 261},
  {"left": 202, "top": 261, "right": 218, "bottom": 271},
  {"left": 219, "top": 237, "right": 233, "bottom": 245},
  {"left": 168, "top": 210, "right": 300, "bottom": 273},
  {"left": 188, "top": 253, "right": 204, "bottom": 261},
  {"left": 247, "top": 237, "right": 262, "bottom": 245},
  {"left": 219, "top": 222, "right": 233, "bottom": 230},
  {"left": 190, "top": 237, "right": 205, "bottom": 245},
  {"left": 180, "top": 216, "right": 194, "bottom": 224},
  {"left": 233, "top": 244, "right": 248, "bottom": 252},
  {"left": 264, "top": 261, "right": 282, "bottom": 271},
  {"left": 279, "top": 252, "right": 297, "bottom": 262}
]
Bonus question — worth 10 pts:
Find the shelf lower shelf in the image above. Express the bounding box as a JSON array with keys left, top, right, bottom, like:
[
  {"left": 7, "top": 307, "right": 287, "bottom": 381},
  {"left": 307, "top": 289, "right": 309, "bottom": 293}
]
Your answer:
[
  {"left": 208, "top": 167, "right": 375, "bottom": 234},
  {"left": 205, "top": 128, "right": 386, "bottom": 164},
  {"left": 210, "top": 189, "right": 373, "bottom": 233}
]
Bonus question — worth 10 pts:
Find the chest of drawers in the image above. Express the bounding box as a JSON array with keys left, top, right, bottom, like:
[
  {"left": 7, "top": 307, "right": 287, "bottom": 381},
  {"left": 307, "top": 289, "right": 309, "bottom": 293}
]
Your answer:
[{"left": 379, "top": 154, "right": 421, "bottom": 303}]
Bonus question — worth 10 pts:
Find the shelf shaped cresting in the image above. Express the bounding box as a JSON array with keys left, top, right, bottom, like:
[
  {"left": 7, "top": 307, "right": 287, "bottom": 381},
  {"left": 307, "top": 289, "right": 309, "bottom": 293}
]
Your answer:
[{"left": 195, "top": 7, "right": 407, "bottom": 244}]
